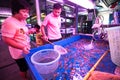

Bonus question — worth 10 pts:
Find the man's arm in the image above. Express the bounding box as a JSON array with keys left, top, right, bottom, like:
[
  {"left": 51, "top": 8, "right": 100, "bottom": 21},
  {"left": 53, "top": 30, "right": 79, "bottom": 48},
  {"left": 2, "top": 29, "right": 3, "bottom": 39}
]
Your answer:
[{"left": 40, "top": 25, "right": 48, "bottom": 41}]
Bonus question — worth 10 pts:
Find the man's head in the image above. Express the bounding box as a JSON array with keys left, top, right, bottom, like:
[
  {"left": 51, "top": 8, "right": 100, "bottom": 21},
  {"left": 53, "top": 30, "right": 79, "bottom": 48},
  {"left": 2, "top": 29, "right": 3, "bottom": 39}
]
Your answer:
[
  {"left": 11, "top": 0, "right": 30, "bottom": 19},
  {"left": 53, "top": 3, "right": 62, "bottom": 17}
]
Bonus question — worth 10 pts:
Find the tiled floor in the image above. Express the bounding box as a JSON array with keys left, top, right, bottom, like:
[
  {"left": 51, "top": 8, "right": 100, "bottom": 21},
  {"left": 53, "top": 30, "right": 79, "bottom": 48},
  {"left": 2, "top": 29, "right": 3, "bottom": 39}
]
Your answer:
[{"left": 0, "top": 39, "right": 33, "bottom": 80}]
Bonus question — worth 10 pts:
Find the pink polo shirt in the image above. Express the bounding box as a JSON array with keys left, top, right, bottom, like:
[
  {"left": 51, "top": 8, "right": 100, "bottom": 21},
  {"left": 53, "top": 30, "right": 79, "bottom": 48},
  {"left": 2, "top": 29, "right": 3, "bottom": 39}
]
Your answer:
[
  {"left": 1, "top": 17, "right": 29, "bottom": 59},
  {"left": 42, "top": 12, "right": 62, "bottom": 40}
]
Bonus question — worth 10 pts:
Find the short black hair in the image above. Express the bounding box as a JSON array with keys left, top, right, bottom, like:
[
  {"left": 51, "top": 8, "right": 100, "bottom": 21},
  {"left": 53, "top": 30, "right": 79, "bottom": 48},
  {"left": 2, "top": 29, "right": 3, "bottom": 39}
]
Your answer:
[
  {"left": 10, "top": 0, "right": 31, "bottom": 15},
  {"left": 34, "top": 24, "right": 40, "bottom": 29},
  {"left": 53, "top": 3, "right": 62, "bottom": 9}
]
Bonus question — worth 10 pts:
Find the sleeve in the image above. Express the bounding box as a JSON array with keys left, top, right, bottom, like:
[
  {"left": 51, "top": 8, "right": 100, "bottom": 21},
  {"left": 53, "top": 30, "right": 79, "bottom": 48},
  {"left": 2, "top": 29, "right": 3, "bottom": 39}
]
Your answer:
[
  {"left": 1, "top": 21, "right": 17, "bottom": 38},
  {"left": 42, "top": 15, "right": 49, "bottom": 27},
  {"left": 59, "top": 17, "right": 61, "bottom": 28}
]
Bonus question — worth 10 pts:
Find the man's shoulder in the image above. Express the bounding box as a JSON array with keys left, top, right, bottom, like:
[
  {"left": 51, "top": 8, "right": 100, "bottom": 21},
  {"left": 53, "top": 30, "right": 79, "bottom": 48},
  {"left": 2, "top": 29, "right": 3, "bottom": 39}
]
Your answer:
[
  {"left": 46, "top": 13, "right": 52, "bottom": 17},
  {"left": 43, "top": 13, "right": 53, "bottom": 21}
]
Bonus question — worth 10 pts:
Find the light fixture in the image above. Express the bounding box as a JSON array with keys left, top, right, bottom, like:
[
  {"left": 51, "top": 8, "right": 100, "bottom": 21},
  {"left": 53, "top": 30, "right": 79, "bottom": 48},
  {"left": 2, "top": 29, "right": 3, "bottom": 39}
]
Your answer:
[
  {"left": 68, "top": 0, "right": 95, "bottom": 9},
  {"left": 47, "top": 0, "right": 64, "bottom": 3}
]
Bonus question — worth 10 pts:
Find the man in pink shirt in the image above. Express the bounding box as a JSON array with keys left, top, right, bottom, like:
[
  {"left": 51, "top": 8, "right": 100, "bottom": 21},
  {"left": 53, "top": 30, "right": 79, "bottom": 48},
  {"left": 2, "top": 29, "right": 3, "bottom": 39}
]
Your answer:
[{"left": 41, "top": 3, "right": 62, "bottom": 42}]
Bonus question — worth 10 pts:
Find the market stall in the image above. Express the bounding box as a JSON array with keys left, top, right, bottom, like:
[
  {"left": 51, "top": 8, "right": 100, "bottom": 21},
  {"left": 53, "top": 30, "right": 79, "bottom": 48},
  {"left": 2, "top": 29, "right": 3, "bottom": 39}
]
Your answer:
[{"left": 25, "top": 34, "right": 117, "bottom": 80}]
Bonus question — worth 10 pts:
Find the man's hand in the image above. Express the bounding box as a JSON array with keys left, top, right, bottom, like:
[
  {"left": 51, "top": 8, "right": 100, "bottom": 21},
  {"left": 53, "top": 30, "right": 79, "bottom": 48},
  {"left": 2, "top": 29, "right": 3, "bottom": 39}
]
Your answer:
[{"left": 41, "top": 36, "right": 48, "bottom": 41}]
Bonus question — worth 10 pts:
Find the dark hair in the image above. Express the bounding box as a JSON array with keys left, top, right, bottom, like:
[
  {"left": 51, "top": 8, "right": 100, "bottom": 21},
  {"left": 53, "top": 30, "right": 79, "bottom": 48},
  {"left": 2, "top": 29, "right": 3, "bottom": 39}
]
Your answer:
[
  {"left": 34, "top": 24, "right": 40, "bottom": 29},
  {"left": 10, "top": 0, "right": 31, "bottom": 15},
  {"left": 53, "top": 3, "right": 62, "bottom": 9}
]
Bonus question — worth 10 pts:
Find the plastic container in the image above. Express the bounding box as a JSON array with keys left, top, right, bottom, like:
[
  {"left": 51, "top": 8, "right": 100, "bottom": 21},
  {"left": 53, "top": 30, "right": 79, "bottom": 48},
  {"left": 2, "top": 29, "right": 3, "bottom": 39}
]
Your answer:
[
  {"left": 106, "top": 27, "right": 120, "bottom": 66},
  {"left": 31, "top": 49, "right": 61, "bottom": 74}
]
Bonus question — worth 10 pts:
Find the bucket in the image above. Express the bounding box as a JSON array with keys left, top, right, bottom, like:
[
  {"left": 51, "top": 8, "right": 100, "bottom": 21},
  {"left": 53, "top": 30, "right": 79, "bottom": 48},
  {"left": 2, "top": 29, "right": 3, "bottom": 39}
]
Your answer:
[
  {"left": 106, "top": 27, "right": 120, "bottom": 66},
  {"left": 31, "top": 49, "right": 61, "bottom": 74}
]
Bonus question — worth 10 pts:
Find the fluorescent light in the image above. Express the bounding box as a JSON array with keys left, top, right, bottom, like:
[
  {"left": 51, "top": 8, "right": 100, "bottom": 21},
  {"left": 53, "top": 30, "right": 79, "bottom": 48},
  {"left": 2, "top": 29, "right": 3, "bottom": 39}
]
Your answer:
[
  {"left": 68, "top": 0, "right": 95, "bottom": 9},
  {"left": 47, "top": 0, "right": 64, "bottom": 3},
  {"left": 54, "top": 0, "right": 64, "bottom": 3},
  {"left": 0, "top": 8, "right": 12, "bottom": 15}
]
